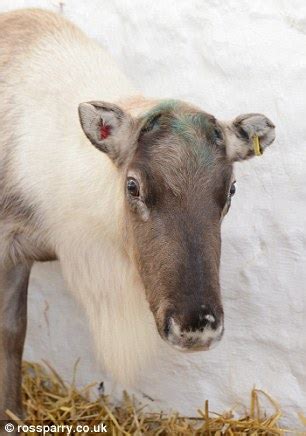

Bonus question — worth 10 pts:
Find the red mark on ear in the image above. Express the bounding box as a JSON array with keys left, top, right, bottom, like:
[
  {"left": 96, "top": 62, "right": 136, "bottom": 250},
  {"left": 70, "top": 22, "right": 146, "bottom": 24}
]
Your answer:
[{"left": 100, "top": 123, "right": 111, "bottom": 140}]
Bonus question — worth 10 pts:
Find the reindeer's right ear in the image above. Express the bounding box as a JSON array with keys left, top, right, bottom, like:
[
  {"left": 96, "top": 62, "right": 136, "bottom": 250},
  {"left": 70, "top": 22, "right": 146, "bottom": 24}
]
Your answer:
[
  {"left": 78, "top": 101, "right": 134, "bottom": 165},
  {"left": 222, "top": 113, "right": 275, "bottom": 162}
]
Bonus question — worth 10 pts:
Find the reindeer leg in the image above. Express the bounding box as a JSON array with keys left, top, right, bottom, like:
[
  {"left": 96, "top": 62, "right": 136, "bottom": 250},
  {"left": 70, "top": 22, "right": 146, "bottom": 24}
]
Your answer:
[{"left": 0, "top": 263, "right": 30, "bottom": 426}]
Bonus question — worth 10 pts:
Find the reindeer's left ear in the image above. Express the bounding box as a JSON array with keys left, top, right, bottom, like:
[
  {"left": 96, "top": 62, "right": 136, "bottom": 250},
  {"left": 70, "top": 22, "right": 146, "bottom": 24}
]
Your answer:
[
  {"left": 78, "top": 101, "right": 134, "bottom": 166},
  {"left": 222, "top": 113, "right": 275, "bottom": 162}
]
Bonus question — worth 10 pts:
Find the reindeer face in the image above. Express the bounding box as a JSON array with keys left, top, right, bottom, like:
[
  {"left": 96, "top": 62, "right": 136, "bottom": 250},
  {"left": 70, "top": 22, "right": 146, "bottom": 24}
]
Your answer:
[{"left": 79, "top": 99, "right": 275, "bottom": 352}]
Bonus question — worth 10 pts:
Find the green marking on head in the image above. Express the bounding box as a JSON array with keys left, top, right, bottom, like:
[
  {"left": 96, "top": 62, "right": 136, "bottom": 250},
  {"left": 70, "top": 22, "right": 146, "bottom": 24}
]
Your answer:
[
  {"left": 172, "top": 113, "right": 213, "bottom": 137},
  {"left": 171, "top": 113, "right": 216, "bottom": 166},
  {"left": 143, "top": 100, "right": 216, "bottom": 167},
  {"left": 195, "top": 142, "right": 215, "bottom": 167},
  {"left": 144, "top": 99, "right": 179, "bottom": 120}
]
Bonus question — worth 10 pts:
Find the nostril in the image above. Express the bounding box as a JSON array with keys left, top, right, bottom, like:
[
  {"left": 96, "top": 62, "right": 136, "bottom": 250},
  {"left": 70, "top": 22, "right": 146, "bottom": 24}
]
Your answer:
[
  {"left": 164, "top": 316, "right": 171, "bottom": 337},
  {"left": 199, "top": 312, "right": 215, "bottom": 324},
  {"left": 163, "top": 307, "right": 223, "bottom": 342},
  {"left": 204, "top": 314, "right": 215, "bottom": 324},
  {"left": 199, "top": 306, "right": 221, "bottom": 330}
]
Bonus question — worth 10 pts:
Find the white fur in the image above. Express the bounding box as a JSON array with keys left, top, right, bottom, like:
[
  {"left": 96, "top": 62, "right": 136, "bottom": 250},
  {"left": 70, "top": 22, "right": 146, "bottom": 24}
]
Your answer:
[{"left": 3, "top": 10, "right": 161, "bottom": 384}]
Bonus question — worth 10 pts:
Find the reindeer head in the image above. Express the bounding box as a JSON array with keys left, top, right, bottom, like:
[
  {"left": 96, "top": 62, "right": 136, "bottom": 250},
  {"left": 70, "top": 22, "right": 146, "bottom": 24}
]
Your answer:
[{"left": 79, "top": 99, "right": 275, "bottom": 352}]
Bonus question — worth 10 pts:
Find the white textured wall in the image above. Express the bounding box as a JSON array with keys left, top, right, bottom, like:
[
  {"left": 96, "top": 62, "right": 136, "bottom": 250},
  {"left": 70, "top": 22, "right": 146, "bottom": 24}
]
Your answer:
[{"left": 1, "top": 0, "right": 306, "bottom": 427}]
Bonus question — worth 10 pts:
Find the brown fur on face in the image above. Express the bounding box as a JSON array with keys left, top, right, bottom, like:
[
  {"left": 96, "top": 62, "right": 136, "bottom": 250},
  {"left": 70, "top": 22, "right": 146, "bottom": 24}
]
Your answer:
[{"left": 124, "top": 101, "right": 233, "bottom": 344}]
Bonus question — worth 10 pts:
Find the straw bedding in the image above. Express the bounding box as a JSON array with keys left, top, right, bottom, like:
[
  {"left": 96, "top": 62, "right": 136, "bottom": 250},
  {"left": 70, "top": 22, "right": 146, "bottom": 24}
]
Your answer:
[{"left": 6, "top": 361, "right": 305, "bottom": 435}]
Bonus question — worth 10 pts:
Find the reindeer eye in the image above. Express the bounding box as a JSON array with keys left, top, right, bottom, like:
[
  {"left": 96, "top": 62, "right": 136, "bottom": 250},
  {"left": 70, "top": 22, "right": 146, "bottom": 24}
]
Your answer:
[
  {"left": 127, "top": 177, "right": 140, "bottom": 197},
  {"left": 229, "top": 181, "right": 236, "bottom": 197}
]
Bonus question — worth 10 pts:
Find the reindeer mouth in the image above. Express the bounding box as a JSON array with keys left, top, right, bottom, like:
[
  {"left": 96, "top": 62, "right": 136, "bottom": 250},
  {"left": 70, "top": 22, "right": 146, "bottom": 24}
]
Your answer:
[{"left": 158, "top": 311, "right": 224, "bottom": 352}]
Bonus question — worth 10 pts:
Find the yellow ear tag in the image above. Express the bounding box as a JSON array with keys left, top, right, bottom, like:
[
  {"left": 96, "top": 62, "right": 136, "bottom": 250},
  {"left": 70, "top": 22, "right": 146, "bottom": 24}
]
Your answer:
[{"left": 253, "top": 135, "right": 262, "bottom": 156}]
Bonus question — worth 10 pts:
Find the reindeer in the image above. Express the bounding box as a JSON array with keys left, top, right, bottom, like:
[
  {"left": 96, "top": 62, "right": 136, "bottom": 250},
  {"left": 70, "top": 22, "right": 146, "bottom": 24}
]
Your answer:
[{"left": 0, "top": 8, "right": 275, "bottom": 422}]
